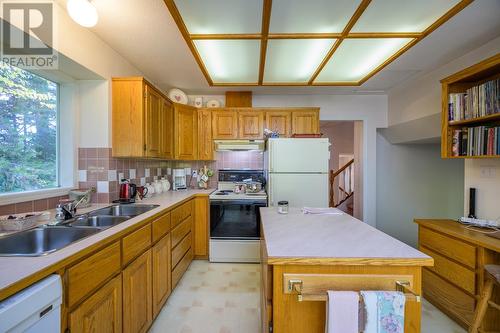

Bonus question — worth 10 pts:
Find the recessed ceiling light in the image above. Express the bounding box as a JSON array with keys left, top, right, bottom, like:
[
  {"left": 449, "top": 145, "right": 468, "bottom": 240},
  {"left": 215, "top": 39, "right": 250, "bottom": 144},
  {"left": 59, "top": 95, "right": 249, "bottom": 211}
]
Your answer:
[{"left": 67, "top": 0, "right": 98, "bottom": 28}]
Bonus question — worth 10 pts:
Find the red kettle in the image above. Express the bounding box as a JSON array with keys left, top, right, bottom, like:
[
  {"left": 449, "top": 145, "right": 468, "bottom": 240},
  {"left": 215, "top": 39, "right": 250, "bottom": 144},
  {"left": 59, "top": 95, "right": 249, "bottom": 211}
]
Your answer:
[{"left": 119, "top": 180, "right": 137, "bottom": 202}]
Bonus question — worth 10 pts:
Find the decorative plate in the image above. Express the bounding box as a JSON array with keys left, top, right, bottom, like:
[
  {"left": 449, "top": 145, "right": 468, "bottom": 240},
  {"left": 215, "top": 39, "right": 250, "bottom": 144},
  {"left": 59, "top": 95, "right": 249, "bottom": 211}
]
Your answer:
[
  {"left": 193, "top": 97, "right": 203, "bottom": 108},
  {"left": 206, "top": 99, "right": 221, "bottom": 108},
  {"left": 168, "top": 88, "right": 188, "bottom": 104}
]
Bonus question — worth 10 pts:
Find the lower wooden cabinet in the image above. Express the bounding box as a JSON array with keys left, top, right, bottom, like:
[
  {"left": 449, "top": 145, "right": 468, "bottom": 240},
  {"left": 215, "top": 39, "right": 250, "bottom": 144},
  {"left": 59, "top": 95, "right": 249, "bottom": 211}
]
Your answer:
[
  {"left": 152, "top": 234, "right": 172, "bottom": 318},
  {"left": 69, "top": 275, "right": 122, "bottom": 333},
  {"left": 193, "top": 196, "right": 209, "bottom": 258},
  {"left": 123, "top": 250, "right": 153, "bottom": 333}
]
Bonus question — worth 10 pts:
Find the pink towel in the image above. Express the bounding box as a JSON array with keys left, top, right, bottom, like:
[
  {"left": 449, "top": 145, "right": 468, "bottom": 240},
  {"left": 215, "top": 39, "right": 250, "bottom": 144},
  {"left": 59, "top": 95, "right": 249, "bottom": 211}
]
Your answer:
[{"left": 325, "top": 291, "right": 359, "bottom": 333}]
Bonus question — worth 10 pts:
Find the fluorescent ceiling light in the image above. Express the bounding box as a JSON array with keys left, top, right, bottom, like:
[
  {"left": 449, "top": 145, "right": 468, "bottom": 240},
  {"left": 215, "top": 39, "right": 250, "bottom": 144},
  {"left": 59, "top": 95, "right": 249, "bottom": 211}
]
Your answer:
[
  {"left": 315, "top": 38, "right": 413, "bottom": 83},
  {"left": 269, "top": 0, "right": 361, "bottom": 33},
  {"left": 194, "top": 40, "right": 260, "bottom": 83},
  {"left": 264, "top": 39, "right": 335, "bottom": 83},
  {"left": 352, "top": 0, "right": 461, "bottom": 32},
  {"left": 67, "top": 0, "right": 98, "bottom": 28},
  {"left": 174, "top": 0, "right": 262, "bottom": 34}
]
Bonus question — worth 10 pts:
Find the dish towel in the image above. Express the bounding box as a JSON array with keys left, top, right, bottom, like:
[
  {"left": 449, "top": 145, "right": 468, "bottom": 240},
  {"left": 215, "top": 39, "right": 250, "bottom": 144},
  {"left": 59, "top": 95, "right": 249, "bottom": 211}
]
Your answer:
[
  {"left": 325, "top": 291, "right": 359, "bottom": 333},
  {"left": 360, "top": 291, "right": 406, "bottom": 333}
]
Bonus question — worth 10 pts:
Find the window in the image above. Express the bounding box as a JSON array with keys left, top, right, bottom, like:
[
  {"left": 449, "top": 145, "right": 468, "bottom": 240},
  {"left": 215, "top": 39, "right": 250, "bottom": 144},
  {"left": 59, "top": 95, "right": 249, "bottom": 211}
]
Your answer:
[{"left": 0, "top": 62, "right": 58, "bottom": 194}]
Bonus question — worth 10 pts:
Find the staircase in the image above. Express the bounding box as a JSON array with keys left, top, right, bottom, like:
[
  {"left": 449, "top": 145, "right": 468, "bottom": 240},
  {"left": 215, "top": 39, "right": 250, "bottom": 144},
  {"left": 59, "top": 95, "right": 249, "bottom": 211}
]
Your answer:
[{"left": 329, "top": 159, "right": 354, "bottom": 215}]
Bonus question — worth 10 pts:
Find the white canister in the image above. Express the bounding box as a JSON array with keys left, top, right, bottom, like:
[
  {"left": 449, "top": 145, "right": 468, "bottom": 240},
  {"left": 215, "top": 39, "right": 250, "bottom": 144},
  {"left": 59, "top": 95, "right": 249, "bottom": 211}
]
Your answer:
[
  {"left": 161, "top": 177, "right": 170, "bottom": 192},
  {"left": 145, "top": 183, "right": 154, "bottom": 198},
  {"left": 154, "top": 180, "right": 163, "bottom": 194}
]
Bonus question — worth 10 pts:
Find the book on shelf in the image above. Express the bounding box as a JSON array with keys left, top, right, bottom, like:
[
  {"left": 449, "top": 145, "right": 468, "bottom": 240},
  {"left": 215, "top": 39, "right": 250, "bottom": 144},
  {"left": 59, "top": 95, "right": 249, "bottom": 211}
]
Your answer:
[
  {"left": 448, "top": 78, "right": 499, "bottom": 121},
  {"left": 452, "top": 125, "right": 500, "bottom": 157}
]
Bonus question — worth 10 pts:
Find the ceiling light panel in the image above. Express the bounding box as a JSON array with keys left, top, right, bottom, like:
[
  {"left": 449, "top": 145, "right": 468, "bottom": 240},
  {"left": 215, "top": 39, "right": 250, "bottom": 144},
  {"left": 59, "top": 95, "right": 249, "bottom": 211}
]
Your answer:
[
  {"left": 315, "top": 38, "right": 413, "bottom": 83},
  {"left": 174, "top": 0, "right": 263, "bottom": 34},
  {"left": 352, "top": 0, "right": 461, "bottom": 32},
  {"left": 269, "top": 0, "right": 361, "bottom": 33},
  {"left": 193, "top": 40, "right": 260, "bottom": 83},
  {"left": 264, "top": 39, "right": 335, "bottom": 83}
]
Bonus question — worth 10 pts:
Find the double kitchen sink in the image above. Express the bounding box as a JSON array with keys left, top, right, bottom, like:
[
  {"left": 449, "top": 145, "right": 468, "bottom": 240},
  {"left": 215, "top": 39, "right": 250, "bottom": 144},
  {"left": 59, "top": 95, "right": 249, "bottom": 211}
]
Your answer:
[{"left": 0, "top": 204, "right": 159, "bottom": 257}]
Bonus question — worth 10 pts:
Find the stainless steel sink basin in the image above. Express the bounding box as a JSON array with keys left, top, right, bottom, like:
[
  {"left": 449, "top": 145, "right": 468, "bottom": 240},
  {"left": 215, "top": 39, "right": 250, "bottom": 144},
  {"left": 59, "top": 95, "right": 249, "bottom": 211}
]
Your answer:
[
  {"left": 66, "top": 215, "right": 131, "bottom": 228},
  {"left": 0, "top": 226, "right": 101, "bottom": 256},
  {"left": 88, "top": 204, "right": 159, "bottom": 217}
]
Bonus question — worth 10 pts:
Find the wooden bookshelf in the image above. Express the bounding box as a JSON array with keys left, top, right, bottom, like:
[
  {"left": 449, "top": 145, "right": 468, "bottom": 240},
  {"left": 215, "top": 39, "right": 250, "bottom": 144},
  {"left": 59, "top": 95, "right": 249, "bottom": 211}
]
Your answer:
[{"left": 441, "top": 53, "right": 500, "bottom": 158}]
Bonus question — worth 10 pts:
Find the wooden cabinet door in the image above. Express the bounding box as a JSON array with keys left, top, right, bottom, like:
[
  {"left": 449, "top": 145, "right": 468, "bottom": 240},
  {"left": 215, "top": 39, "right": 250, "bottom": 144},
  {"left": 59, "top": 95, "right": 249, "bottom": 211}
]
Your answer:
[
  {"left": 291, "top": 110, "right": 320, "bottom": 135},
  {"left": 152, "top": 234, "right": 171, "bottom": 318},
  {"left": 69, "top": 275, "right": 122, "bottom": 333},
  {"left": 198, "top": 109, "right": 213, "bottom": 160},
  {"left": 265, "top": 111, "right": 291, "bottom": 137},
  {"left": 174, "top": 104, "right": 198, "bottom": 160},
  {"left": 145, "top": 85, "right": 161, "bottom": 157},
  {"left": 193, "top": 196, "right": 209, "bottom": 258},
  {"left": 212, "top": 109, "right": 238, "bottom": 139},
  {"left": 160, "top": 99, "right": 174, "bottom": 159},
  {"left": 123, "top": 250, "right": 152, "bottom": 333},
  {"left": 238, "top": 110, "right": 264, "bottom": 139}
]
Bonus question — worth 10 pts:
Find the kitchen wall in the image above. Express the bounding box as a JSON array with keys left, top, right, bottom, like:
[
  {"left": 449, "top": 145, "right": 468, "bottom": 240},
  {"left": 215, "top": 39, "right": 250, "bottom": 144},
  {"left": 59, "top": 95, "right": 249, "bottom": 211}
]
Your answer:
[
  {"left": 387, "top": 36, "right": 500, "bottom": 221},
  {"left": 320, "top": 121, "right": 355, "bottom": 172},
  {"left": 376, "top": 134, "right": 464, "bottom": 247},
  {"left": 215, "top": 151, "right": 264, "bottom": 170}
]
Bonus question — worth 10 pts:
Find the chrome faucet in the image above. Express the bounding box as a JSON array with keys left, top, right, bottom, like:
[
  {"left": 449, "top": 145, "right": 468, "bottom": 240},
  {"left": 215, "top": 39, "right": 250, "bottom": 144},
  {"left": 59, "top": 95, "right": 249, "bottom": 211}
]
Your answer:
[{"left": 55, "top": 196, "right": 88, "bottom": 222}]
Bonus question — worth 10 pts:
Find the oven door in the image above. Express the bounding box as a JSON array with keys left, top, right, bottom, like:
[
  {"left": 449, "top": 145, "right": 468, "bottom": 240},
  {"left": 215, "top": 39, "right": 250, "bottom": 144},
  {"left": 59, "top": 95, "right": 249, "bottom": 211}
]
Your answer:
[{"left": 210, "top": 199, "right": 266, "bottom": 240}]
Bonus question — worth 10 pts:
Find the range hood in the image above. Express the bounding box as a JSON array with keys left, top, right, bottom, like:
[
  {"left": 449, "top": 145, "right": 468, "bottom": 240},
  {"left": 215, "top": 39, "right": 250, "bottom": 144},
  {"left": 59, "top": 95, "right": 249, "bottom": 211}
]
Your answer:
[{"left": 214, "top": 140, "right": 265, "bottom": 152}]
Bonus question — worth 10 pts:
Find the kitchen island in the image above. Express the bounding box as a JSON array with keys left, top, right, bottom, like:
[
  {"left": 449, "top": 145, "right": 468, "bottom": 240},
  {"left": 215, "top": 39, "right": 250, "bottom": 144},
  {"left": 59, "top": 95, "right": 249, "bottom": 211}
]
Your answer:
[{"left": 260, "top": 207, "right": 433, "bottom": 333}]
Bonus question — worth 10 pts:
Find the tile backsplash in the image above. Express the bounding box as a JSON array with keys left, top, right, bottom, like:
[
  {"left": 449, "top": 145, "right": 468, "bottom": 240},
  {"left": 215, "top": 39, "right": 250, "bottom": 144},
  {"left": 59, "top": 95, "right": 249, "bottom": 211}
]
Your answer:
[{"left": 0, "top": 148, "right": 265, "bottom": 215}]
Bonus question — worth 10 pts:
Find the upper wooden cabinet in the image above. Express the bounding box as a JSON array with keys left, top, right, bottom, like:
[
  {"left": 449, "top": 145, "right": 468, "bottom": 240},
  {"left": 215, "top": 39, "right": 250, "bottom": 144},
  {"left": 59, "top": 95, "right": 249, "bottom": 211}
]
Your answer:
[
  {"left": 238, "top": 110, "right": 264, "bottom": 139},
  {"left": 212, "top": 109, "right": 238, "bottom": 139},
  {"left": 160, "top": 99, "right": 174, "bottom": 159},
  {"left": 291, "top": 109, "right": 320, "bottom": 135},
  {"left": 265, "top": 111, "right": 291, "bottom": 137},
  {"left": 198, "top": 109, "right": 214, "bottom": 160},
  {"left": 174, "top": 103, "right": 198, "bottom": 160},
  {"left": 112, "top": 77, "right": 174, "bottom": 159}
]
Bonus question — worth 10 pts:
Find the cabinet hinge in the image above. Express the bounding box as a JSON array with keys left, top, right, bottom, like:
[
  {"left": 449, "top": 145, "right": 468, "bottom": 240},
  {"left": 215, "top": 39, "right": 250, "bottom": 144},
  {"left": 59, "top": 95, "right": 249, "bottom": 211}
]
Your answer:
[
  {"left": 269, "top": 321, "right": 273, "bottom": 333},
  {"left": 144, "top": 144, "right": 146, "bottom": 151}
]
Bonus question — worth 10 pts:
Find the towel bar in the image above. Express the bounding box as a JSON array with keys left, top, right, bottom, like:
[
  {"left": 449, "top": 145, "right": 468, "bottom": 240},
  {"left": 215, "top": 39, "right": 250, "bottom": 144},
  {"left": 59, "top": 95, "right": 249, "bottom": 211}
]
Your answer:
[{"left": 288, "top": 279, "right": 421, "bottom": 303}]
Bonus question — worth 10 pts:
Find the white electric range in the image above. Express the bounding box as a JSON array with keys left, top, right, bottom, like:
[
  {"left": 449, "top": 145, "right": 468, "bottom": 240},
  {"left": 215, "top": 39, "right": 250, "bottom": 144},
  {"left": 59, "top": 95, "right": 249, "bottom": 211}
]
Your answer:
[{"left": 209, "top": 170, "right": 267, "bottom": 263}]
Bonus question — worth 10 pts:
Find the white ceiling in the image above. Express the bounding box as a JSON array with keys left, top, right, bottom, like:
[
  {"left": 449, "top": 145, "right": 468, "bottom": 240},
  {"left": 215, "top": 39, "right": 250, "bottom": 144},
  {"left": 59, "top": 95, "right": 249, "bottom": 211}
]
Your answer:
[{"left": 82, "top": 0, "right": 499, "bottom": 94}]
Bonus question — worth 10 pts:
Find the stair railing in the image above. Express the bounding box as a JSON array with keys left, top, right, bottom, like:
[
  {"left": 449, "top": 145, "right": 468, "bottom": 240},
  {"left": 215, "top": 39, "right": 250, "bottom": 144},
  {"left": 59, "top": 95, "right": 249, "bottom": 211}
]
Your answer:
[{"left": 329, "top": 159, "right": 354, "bottom": 207}]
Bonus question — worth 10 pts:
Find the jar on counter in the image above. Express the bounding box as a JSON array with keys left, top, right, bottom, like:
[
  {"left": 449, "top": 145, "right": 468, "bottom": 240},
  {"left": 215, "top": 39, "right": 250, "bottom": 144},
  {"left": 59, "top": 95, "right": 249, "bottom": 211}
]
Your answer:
[{"left": 277, "top": 201, "right": 289, "bottom": 214}]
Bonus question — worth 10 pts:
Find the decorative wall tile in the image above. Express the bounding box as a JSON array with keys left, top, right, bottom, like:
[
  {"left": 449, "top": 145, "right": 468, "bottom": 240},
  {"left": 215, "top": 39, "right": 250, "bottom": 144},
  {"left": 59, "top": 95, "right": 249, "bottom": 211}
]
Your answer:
[
  {"left": 108, "top": 170, "right": 117, "bottom": 181},
  {"left": 97, "top": 181, "right": 109, "bottom": 193},
  {"left": 129, "top": 169, "right": 136, "bottom": 179},
  {"left": 78, "top": 170, "right": 87, "bottom": 182}
]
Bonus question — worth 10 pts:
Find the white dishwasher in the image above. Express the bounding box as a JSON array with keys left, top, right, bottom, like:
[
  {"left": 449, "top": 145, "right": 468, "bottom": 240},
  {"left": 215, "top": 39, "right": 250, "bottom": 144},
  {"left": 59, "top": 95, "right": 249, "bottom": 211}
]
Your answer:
[{"left": 0, "top": 275, "right": 62, "bottom": 333}]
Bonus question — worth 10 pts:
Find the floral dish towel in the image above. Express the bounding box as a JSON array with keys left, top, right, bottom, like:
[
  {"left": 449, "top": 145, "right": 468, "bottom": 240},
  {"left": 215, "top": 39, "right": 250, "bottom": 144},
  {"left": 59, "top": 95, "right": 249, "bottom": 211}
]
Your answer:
[{"left": 360, "top": 291, "right": 405, "bottom": 333}]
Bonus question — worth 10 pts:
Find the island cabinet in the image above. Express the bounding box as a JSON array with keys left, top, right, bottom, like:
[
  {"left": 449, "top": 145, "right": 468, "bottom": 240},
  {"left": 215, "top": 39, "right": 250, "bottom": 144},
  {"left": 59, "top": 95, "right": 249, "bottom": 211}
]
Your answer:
[
  {"left": 211, "top": 108, "right": 239, "bottom": 139},
  {"left": 260, "top": 207, "right": 433, "bottom": 333},
  {"left": 197, "top": 108, "right": 214, "bottom": 160},
  {"left": 415, "top": 219, "right": 500, "bottom": 331},
  {"left": 174, "top": 103, "right": 198, "bottom": 160},
  {"left": 112, "top": 77, "right": 171, "bottom": 158}
]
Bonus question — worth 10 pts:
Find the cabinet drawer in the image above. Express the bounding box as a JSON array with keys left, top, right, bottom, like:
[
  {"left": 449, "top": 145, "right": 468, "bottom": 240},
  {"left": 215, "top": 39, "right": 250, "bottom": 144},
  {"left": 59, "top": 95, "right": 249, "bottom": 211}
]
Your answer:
[
  {"left": 172, "top": 247, "right": 193, "bottom": 288},
  {"left": 172, "top": 232, "right": 191, "bottom": 268},
  {"left": 122, "top": 224, "right": 152, "bottom": 265},
  {"left": 423, "top": 268, "right": 475, "bottom": 327},
  {"left": 67, "top": 241, "right": 121, "bottom": 308},
  {"left": 171, "top": 215, "right": 192, "bottom": 248},
  {"left": 421, "top": 246, "right": 475, "bottom": 294},
  {"left": 171, "top": 201, "right": 192, "bottom": 228},
  {"left": 420, "top": 227, "right": 476, "bottom": 269},
  {"left": 152, "top": 212, "right": 171, "bottom": 243}
]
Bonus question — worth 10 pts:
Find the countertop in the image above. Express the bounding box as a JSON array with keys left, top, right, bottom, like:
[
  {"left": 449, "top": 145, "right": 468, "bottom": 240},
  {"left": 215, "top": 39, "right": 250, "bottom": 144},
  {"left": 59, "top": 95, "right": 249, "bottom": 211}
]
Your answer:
[
  {"left": 0, "top": 189, "right": 213, "bottom": 301},
  {"left": 415, "top": 219, "right": 500, "bottom": 253},
  {"left": 261, "top": 207, "right": 433, "bottom": 266}
]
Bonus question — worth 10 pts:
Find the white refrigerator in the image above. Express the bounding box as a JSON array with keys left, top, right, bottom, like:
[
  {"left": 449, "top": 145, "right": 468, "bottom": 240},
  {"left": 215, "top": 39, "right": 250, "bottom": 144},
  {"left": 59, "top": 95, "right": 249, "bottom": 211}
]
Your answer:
[{"left": 265, "top": 138, "right": 330, "bottom": 208}]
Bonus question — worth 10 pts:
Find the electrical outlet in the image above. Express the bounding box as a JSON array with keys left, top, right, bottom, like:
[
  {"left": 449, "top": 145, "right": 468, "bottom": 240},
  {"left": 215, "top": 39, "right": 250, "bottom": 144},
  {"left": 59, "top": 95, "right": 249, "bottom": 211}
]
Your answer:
[
  {"left": 480, "top": 166, "right": 496, "bottom": 179},
  {"left": 192, "top": 170, "right": 198, "bottom": 178}
]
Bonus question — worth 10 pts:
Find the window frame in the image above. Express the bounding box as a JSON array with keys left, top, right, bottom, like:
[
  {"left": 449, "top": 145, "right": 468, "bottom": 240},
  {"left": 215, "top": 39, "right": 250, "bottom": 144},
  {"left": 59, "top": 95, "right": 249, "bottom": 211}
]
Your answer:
[{"left": 0, "top": 68, "right": 77, "bottom": 206}]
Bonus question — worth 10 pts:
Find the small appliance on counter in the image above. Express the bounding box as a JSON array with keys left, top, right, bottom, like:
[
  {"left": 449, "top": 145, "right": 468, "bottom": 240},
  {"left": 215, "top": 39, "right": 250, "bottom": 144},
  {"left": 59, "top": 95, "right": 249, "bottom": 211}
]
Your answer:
[
  {"left": 115, "top": 179, "right": 137, "bottom": 203},
  {"left": 172, "top": 168, "right": 187, "bottom": 190},
  {"left": 209, "top": 169, "right": 267, "bottom": 263}
]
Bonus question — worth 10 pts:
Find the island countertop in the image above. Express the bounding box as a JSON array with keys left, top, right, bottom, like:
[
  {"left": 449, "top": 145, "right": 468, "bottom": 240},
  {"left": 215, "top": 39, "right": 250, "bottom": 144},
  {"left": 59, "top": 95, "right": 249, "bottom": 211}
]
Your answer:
[{"left": 261, "top": 207, "right": 433, "bottom": 266}]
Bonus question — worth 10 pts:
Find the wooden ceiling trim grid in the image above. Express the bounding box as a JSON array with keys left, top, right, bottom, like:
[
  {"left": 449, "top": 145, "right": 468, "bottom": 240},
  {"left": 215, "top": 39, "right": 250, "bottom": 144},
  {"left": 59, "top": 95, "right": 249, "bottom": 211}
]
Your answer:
[
  {"left": 163, "top": 0, "right": 213, "bottom": 85},
  {"left": 258, "top": 0, "right": 273, "bottom": 85},
  {"left": 356, "top": 0, "right": 474, "bottom": 86},
  {"left": 307, "top": 0, "right": 372, "bottom": 85},
  {"left": 164, "top": 0, "right": 474, "bottom": 87}
]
